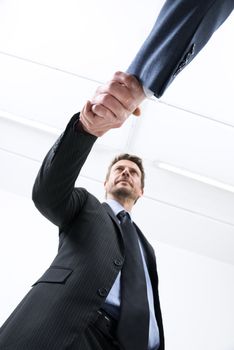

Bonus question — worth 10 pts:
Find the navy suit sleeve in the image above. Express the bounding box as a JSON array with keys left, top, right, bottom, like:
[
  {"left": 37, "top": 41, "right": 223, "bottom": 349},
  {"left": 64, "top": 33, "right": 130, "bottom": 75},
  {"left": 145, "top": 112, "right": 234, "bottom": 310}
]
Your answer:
[
  {"left": 127, "top": 0, "right": 233, "bottom": 98},
  {"left": 32, "top": 113, "right": 97, "bottom": 228}
]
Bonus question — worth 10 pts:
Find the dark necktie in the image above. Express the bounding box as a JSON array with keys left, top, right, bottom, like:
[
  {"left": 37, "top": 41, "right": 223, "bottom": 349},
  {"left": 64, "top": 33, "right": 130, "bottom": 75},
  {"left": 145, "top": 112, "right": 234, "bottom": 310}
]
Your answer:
[{"left": 116, "top": 210, "right": 149, "bottom": 350}]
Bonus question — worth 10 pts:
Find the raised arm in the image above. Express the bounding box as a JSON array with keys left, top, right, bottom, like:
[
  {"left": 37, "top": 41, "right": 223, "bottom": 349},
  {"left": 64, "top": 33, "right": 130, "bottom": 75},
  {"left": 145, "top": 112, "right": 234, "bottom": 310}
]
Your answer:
[
  {"left": 32, "top": 72, "right": 145, "bottom": 227},
  {"left": 127, "top": 0, "right": 233, "bottom": 98}
]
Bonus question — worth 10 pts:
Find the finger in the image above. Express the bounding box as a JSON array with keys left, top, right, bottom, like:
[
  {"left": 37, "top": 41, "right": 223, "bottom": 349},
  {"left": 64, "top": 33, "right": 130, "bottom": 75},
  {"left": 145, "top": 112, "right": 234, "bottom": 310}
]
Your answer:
[
  {"left": 111, "top": 73, "right": 134, "bottom": 91},
  {"left": 95, "top": 83, "right": 135, "bottom": 112},
  {"left": 83, "top": 100, "right": 93, "bottom": 116},
  {"left": 133, "top": 107, "right": 141, "bottom": 116},
  {"left": 112, "top": 71, "right": 140, "bottom": 91},
  {"left": 91, "top": 93, "right": 129, "bottom": 120},
  {"left": 111, "top": 72, "right": 145, "bottom": 109},
  {"left": 80, "top": 100, "right": 96, "bottom": 126},
  {"left": 91, "top": 103, "right": 117, "bottom": 120}
]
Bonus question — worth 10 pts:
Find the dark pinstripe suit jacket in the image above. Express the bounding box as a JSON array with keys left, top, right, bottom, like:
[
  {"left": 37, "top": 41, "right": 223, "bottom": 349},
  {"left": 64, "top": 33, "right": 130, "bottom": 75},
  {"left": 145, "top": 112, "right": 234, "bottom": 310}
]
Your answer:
[
  {"left": 127, "top": 0, "right": 233, "bottom": 98},
  {"left": 0, "top": 114, "right": 164, "bottom": 350}
]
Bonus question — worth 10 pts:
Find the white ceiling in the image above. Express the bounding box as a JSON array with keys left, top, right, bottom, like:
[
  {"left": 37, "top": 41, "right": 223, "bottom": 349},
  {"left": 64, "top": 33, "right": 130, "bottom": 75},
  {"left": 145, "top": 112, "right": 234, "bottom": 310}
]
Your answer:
[{"left": 0, "top": 1, "right": 233, "bottom": 264}]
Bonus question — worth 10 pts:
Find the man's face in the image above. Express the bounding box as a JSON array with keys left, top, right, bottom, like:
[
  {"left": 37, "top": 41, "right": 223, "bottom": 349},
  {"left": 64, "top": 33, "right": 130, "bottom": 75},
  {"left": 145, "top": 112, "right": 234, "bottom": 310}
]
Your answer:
[{"left": 104, "top": 159, "right": 143, "bottom": 203}]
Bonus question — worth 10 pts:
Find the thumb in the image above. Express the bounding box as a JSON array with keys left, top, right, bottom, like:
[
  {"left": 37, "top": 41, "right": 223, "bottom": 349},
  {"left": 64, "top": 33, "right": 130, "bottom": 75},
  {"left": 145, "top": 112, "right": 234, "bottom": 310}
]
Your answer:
[{"left": 133, "top": 107, "right": 141, "bottom": 117}]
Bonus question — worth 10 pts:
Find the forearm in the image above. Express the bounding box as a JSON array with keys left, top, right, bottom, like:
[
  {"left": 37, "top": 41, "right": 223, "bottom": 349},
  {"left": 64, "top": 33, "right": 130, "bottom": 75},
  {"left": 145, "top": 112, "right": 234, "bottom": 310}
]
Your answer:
[
  {"left": 127, "top": 0, "right": 233, "bottom": 97},
  {"left": 32, "top": 72, "right": 145, "bottom": 226},
  {"left": 32, "top": 113, "right": 97, "bottom": 227}
]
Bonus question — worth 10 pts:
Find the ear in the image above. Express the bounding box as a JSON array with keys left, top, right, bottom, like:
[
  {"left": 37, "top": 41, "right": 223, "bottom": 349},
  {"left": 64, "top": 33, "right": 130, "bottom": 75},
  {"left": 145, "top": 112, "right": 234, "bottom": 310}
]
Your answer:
[
  {"left": 136, "top": 191, "right": 143, "bottom": 202},
  {"left": 104, "top": 179, "right": 108, "bottom": 191},
  {"left": 134, "top": 188, "right": 144, "bottom": 205},
  {"left": 139, "top": 187, "right": 144, "bottom": 198}
]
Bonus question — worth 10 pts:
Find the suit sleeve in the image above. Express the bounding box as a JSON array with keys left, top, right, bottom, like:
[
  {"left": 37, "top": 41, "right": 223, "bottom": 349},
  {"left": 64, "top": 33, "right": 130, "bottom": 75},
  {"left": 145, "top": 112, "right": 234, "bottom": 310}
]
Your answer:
[
  {"left": 32, "top": 113, "right": 97, "bottom": 228},
  {"left": 127, "top": 0, "right": 233, "bottom": 98}
]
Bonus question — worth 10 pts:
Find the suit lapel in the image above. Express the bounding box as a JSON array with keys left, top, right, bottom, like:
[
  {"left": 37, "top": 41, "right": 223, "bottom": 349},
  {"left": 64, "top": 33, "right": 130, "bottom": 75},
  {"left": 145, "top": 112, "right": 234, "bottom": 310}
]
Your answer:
[
  {"left": 102, "top": 202, "right": 124, "bottom": 238},
  {"left": 134, "top": 223, "right": 155, "bottom": 264},
  {"left": 102, "top": 202, "right": 156, "bottom": 272},
  {"left": 102, "top": 202, "right": 158, "bottom": 282},
  {"left": 134, "top": 223, "right": 162, "bottom": 334},
  {"left": 134, "top": 223, "right": 159, "bottom": 285}
]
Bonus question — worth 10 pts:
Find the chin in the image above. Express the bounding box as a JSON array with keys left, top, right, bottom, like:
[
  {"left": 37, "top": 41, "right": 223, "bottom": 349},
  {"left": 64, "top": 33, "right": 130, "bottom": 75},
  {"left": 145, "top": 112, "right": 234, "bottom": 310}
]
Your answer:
[
  {"left": 112, "top": 187, "right": 135, "bottom": 200},
  {"left": 115, "top": 186, "right": 130, "bottom": 195}
]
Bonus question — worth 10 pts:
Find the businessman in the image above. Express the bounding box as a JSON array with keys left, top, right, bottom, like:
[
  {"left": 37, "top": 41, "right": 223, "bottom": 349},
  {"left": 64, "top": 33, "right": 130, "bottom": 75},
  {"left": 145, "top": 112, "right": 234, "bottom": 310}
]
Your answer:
[{"left": 0, "top": 72, "right": 163, "bottom": 350}]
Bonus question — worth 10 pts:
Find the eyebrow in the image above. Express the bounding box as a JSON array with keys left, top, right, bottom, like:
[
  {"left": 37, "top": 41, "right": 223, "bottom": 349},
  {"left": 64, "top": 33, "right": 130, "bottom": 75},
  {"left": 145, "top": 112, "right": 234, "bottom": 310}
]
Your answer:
[{"left": 114, "top": 165, "right": 140, "bottom": 174}]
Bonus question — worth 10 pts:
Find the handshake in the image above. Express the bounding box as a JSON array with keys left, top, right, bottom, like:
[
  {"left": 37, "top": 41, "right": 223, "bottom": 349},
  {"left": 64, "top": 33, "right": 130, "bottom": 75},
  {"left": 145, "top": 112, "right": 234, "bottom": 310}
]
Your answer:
[{"left": 79, "top": 71, "right": 146, "bottom": 137}]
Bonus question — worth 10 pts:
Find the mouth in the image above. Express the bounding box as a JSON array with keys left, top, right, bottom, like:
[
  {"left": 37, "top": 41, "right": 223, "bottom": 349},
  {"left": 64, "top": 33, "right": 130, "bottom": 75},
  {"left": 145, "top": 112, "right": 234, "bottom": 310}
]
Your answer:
[{"left": 116, "top": 179, "right": 132, "bottom": 186}]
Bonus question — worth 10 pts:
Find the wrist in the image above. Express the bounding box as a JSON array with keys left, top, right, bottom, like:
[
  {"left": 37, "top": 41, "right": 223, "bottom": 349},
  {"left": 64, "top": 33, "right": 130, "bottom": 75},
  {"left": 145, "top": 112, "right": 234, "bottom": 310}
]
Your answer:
[{"left": 75, "top": 119, "right": 91, "bottom": 134}]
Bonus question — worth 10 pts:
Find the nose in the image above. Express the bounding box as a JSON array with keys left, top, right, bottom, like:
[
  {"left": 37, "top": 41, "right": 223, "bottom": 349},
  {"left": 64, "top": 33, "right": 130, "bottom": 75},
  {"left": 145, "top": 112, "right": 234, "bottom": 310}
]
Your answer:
[{"left": 122, "top": 168, "right": 130, "bottom": 177}]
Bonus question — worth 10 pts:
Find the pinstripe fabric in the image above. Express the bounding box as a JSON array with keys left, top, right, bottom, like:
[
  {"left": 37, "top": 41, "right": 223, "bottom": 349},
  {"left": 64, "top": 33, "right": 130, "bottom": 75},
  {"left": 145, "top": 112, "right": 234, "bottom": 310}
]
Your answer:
[
  {"left": 0, "top": 114, "right": 164, "bottom": 349},
  {"left": 79, "top": 323, "right": 122, "bottom": 350},
  {"left": 127, "top": 0, "right": 233, "bottom": 97}
]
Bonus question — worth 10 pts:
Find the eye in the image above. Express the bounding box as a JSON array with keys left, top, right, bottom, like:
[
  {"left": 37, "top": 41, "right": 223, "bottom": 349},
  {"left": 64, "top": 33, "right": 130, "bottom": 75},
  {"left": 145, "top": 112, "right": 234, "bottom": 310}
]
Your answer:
[
  {"left": 115, "top": 166, "right": 123, "bottom": 172},
  {"left": 131, "top": 169, "right": 139, "bottom": 176}
]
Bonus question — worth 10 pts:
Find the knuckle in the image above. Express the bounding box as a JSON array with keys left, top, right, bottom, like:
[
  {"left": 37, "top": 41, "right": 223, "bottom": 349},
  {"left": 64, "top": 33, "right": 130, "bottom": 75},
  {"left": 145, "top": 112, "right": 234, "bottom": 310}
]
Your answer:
[
  {"left": 92, "top": 104, "right": 100, "bottom": 114},
  {"left": 103, "top": 108, "right": 110, "bottom": 118},
  {"left": 113, "top": 71, "right": 123, "bottom": 79},
  {"left": 124, "top": 74, "right": 132, "bottom": 85},
  {"left": 101, "top": 93, "right": 111, "bottom": 105},
  {"left": 108, "top": 80, "right": 117, "bottom": 91},
  {"left": 125, "top": 97, "right": 134, "bottom": 111}
]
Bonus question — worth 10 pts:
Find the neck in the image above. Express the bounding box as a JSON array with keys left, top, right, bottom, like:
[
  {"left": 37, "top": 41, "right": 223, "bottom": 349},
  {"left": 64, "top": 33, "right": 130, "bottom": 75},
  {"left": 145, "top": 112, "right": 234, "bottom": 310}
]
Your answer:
[{"left": 107, "top": 194, "right": 134, "bottom": 212}]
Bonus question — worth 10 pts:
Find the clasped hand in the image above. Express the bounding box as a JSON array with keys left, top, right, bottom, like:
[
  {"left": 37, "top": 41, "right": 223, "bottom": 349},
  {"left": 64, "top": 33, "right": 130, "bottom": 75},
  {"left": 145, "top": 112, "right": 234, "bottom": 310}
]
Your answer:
[{"left": 79, "top": 71, "right": 146, "bottom": 137}]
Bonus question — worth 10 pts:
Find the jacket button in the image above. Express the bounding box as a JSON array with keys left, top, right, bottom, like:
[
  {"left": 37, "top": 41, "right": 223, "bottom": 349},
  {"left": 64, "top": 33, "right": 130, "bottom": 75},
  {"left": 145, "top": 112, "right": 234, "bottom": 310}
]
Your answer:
[
  {"left": 114, "top": 258, "right": 123, "bottom": 267},
  {"left": 98, "top": 288, "right": 108, "bottom": 297}
]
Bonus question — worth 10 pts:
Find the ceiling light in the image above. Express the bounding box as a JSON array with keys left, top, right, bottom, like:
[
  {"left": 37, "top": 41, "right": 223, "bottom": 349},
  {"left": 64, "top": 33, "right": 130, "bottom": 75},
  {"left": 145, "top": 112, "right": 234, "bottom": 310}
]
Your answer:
[
  {"left": 156, "top": 161, "right": 234, "bottom": 193},
  {"left": 0, "top": 110, "right": 61, "bottom": 135}
]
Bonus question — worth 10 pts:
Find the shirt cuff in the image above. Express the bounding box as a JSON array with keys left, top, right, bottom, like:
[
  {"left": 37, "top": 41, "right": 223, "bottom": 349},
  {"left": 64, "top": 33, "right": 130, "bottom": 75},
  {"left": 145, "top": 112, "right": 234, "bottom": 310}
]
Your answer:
[{"left": 143, "top": 86, "right": 154, "bottom": 98}]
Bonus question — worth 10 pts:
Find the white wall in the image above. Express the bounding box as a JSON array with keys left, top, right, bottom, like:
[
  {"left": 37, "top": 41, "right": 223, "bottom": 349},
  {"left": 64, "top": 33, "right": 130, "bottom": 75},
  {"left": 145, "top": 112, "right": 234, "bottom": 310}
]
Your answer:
[{"left": 1, "top": 188, "right": 234, "bottom": 350}]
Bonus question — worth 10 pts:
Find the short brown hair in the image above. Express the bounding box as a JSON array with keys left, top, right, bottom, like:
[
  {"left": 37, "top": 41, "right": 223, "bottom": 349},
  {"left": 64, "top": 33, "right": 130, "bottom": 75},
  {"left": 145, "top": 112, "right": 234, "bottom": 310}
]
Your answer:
[{"left": 105, "top": 153, "right": 145, "bottom": 189}]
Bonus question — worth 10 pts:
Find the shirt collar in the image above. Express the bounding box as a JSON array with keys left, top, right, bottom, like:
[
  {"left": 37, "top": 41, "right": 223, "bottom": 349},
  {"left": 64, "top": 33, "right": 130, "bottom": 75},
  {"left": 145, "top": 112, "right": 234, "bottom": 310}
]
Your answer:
[{"left": 104, "top": 198, "right": 132, "bottom": 219}]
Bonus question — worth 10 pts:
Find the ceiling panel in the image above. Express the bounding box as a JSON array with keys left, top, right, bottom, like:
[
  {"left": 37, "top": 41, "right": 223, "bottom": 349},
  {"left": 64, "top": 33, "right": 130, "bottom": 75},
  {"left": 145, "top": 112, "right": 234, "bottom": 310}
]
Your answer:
[
  {"left": 0, "top": 0, "right": 163, "bottom": 81},
  {"left": 0, "top": 54, "right": 96, "bottom": 128},
  {"left": 134, "top": 195, "right": 234, "bottom": 266},
  {"left": 131, "top": 100, "right": 234, "bottom": 185}
]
